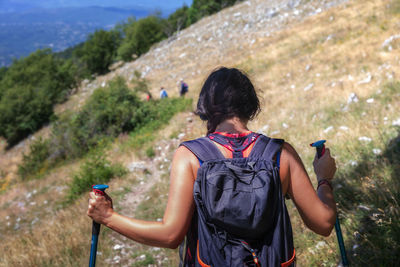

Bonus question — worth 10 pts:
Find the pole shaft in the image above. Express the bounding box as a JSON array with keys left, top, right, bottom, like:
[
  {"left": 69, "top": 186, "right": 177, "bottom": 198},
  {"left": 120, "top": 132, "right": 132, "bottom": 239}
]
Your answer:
[
  {"left": 89, "top": 221, "right": 100, "bottom": 267},
  {"left": 334, "top": 217, "right": 349, "bottom": 266}
]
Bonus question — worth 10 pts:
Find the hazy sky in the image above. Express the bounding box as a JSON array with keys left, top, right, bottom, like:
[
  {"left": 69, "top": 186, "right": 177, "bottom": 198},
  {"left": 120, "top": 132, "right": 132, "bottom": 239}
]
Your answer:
[{"left": 0, "top": 0, "right": 193, "bottom": 12}]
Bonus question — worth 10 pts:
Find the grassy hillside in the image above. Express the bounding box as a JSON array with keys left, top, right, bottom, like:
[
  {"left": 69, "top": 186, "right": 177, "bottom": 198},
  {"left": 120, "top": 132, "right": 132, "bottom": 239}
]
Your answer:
[{"left": 0, "top": 0, "right": 399, "bottom": 266}]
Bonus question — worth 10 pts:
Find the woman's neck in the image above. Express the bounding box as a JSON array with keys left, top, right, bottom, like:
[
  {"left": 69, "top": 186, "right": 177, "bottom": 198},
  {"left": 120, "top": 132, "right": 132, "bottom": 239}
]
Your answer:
[{"left": 214, "top": 117, "right": 249, "bottom": 134}]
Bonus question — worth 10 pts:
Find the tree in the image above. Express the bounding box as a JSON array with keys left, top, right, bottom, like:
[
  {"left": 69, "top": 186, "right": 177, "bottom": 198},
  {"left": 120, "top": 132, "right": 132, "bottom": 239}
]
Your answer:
[
  {"left": 0, "top": 67, "right": 7, "bottom": 83},
  {"left": 164, "top": 5, "right": 190, "bottom": 36},
  {"left": 79, "top": 29, "right": 121, "bottom": 75},
  {"left": 117, "top": 16, "right": 167, "bottom": 62},
  {"left": 0, "top": 49, "right": 77, "bottom": 147}
]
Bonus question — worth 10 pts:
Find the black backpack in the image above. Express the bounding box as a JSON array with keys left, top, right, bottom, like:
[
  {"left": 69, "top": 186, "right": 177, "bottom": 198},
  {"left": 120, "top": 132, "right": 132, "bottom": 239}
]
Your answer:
[
  {"left": 181, "top": 83, "right": 188, "bottom": 94},
  {"left": 179, "top": 135, "right": 295, "bottom": 267}
]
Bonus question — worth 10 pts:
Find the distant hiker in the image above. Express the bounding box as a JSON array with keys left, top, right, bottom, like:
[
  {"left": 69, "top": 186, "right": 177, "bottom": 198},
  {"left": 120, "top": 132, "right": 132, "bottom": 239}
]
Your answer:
[
  {"left": 160, "top": 87, "right": 168, "bottom": 99},
  {"left": 146, "top": 91, "right": 152, "bottom": 101},
  {"left": 87, "top": 67, "right": 337, "bottom": 266},
  {"left": 179, "top": 79, "right": 189, "bottom": 97}
]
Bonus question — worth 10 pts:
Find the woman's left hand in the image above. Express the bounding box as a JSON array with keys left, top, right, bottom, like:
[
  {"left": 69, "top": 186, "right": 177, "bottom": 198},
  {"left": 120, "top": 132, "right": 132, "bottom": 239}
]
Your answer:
[{"left": 87, "top": 191, "right": 114, "bottom": 225}]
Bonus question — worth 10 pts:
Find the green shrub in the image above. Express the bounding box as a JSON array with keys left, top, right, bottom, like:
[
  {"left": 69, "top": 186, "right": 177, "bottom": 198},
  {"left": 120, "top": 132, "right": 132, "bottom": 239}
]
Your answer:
[
  {"left": 18, "top": 77, "right": 192, "bottom": 179},
  {"left": 164, "top": 5, "right": 190, "bottom": 36},
  {"left": 132, "top": 252, "right": 156, "bottom": 266},
  {"left": 145, "top": 147, "right": 155, "bottom": 158},
  {"left": 0, "top": 67, "right": 7, "bottom": 82},
  {"left": 67, "top": 149, "right": 127, "bottom": 202},
  {"left": 52, "top": 77, "right": 142, "bottom": 158},
  {"left": 127, "top": 97, "right": 193, "bottom": 149},
  {"left": 18, "top": 138, "right": 51, "bottom": 180},
  {"left": 0, "top": 49, "right": 78, "bottom": 147},
  {"left": 117, "top": 16, "right": 167, "bottom": 61},
  {"left": 77, "top": 29, "right": 121, "bottom": 75}
]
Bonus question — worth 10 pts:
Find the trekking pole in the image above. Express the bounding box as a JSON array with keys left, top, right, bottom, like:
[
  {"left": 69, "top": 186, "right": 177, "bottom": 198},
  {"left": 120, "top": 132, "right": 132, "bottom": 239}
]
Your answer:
[
  {"left": 310, "top": 140, "right": 349, "bottom": 266},
  {"left": 89, "top": 184, "right": 109, "bottom": 267}
]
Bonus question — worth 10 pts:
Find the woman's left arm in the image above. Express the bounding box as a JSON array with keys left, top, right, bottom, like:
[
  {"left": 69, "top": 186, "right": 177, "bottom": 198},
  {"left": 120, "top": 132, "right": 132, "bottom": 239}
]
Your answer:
[{"left": 87, "top": 146, "right": 199, "bottom": 248}]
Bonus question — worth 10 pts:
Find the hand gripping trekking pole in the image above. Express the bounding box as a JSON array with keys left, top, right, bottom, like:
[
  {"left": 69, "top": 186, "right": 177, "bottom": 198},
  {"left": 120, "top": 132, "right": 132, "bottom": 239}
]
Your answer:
[
  {"left": 311, "top": 140, "right": 349, "bottom": 266},
  {"left": 89, "top": 184, "right": 109, "bottom": 267}
]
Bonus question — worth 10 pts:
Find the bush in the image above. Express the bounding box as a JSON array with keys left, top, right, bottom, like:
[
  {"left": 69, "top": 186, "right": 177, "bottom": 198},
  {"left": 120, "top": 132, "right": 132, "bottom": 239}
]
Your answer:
[
  {"left": 18, "top": 77, "right": 192, "bottom": 179},
  {"left": 0, "top": 67, "right": 7, "bottom": 82},
  {"left": 51, "top": 77, "right": 142, "bottom": 158},
  {"left": 145, "top": 147, "right": 155, "bottom": 158},
  {"left": 164, "top": 5, "right": 190, "bottom": 36},
  {"left": 18, "top": 137, "right": 50, "bottom": 180},
  {"left": 118, "top": 16, "right": 167, "bottom": 61},
  {"left": 0, "top": 49, "right": 78, "bottom": 147},
  {"left": 67, "top": 149, "right": 127, "bottom": 202},
  {"left": 77, "top": 29, "right": 121, "bottom": 75}
]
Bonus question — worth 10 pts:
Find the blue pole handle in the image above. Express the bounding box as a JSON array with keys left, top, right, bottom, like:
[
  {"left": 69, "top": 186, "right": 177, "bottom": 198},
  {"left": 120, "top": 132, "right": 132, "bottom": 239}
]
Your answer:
[{"left": 89, "top": 184, "right": 108, "bottom": 267}]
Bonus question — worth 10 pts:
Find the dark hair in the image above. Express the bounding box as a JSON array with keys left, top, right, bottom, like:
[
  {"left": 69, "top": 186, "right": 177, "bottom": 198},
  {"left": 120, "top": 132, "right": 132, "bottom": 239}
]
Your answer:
[{"left": 195, "top": 67, "right": 261, "bottom": 134}]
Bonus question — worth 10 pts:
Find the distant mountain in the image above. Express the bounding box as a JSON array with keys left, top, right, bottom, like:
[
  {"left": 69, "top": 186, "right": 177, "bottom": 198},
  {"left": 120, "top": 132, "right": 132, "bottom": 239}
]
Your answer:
[{"left": 0, "top": 6, "right": 151, "bottom": 66}]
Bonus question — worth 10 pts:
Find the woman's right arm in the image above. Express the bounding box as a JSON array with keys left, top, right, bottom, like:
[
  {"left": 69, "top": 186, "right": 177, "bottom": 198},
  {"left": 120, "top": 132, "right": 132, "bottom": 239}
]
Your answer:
[{"left": 280, "top": 142, "right": 337, "bottom": 236}]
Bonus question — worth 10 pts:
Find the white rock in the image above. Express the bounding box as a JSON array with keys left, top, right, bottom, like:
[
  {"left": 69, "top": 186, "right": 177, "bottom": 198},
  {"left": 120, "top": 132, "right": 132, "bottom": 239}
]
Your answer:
[
  {"left": 350, "top": 160, "right": 358, "bottom": 166},
  {"left": 282, "top": 123, "right": 289, "bottom": 129},
  {"left": 323, "top": 126, "right": 334, "bottom": 133},
  {"left": 347, "top": 93, "right": 359, "bottom": 104},
  {"left": 392, "top": 118, "right": 400, "bottom": 126},
  {"left": 304, "top": 83, "right": 314, "bottom": 91},
  {"left": 372, "top": 148, "right": 382, "bottom": 155},
  {"left": 382, "top": 34, "right": 400, "bottom": 49},
  {"left": 358, "top": 136, "right": 372, "bottom": 142},
  {"left": 101, "top": 81, "right": 106, "bottom": 87},
  {"left": 113, "top": 255, "right": 121, "bottom": 263},
  {"left": 366, "top": 98, "right": 374, "bottom": 103},
  {"left": 113, "top": 244, "right": 124, "bottom": 250},
  {"left": 127, "top": 161, "right": 146, "bottom": 172},
  {"left": 31, "top": 218, "right": 39, "bottom": 225},
  {"left": 348, "top": 75, "right": 354, "bottom": 81},
  {"left": 339, "top": 126, "right": 349, "bottom": 131},
  {"left": 139, "top": 254, "right": 147, "bottom": 260},
  {"left": 358, "top": 73, "right": 372, "bottom": 84},
  {"left": 315, "top": 73, "right": 321, "bottom": 77},
  {"left": 316, "top": 241, "right": 327, "bottom": 249},
  {"left": 358, "top": 204, "right": 370, "bottom": 211},
  {"left": 178, "top": 133, "right": 185, "bottom": 139}
]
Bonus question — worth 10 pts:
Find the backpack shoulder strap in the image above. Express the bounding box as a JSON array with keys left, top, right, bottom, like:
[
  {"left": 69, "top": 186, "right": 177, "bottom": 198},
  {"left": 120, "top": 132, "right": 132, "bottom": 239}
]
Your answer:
[
  {"left": 249, "top": 135, "right": 284, "bottom": 162},
  {"left": 180, "top": 137, "right": 225, "bottom": 162}
]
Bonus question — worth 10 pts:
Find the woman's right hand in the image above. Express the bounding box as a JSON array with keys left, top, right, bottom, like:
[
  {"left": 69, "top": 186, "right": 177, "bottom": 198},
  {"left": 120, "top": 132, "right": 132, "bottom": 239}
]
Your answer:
[
  {"left": 87, "top": 191, "right": 114, "bottom": 225},
  {"left": 313, "top": 148, "right": 336, "bottom": 181}
]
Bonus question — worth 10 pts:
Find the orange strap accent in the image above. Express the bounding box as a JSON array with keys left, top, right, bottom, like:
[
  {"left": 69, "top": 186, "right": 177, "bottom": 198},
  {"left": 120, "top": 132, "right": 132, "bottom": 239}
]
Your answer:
[
  {"left": 281, "top": 249, "right": 296, "bottom": 267},
  {"left": 197, "top": 240, "right": 211, "bottom": 267},
  {"left": 242, "top": 141, "right": 256, "bottom": 158}
]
